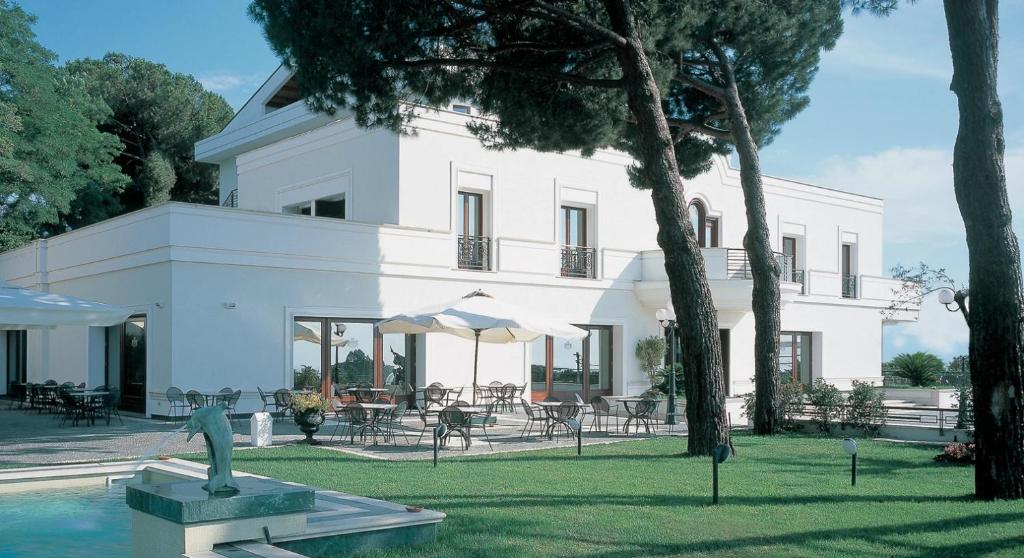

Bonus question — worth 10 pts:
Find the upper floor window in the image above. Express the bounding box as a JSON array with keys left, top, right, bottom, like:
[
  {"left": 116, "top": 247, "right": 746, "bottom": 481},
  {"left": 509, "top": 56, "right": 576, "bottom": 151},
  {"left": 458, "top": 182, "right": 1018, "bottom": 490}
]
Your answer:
[
  {"left": 452, "top": 104, "right": 472, "bottom": 115},
  {"left": 283, "top": 193, "right": 346, "bottom": 220},
  {"left": 841, "top": 243, "right": 857, "bottom": 298},
  {"left": 457, "top": 191, "right": 490, "bottom": 270},
  {"left": 560, "top": 205, "right": 594, "bottom": 278},
  {"left": 782, "top": 236, "right": 806, "bottom": 292},
  {"left": 688, "top": 200, "right": 719, "bottom": 248},
  {"left": 265, "top": 76, "right": 302, "bottom": 113}
]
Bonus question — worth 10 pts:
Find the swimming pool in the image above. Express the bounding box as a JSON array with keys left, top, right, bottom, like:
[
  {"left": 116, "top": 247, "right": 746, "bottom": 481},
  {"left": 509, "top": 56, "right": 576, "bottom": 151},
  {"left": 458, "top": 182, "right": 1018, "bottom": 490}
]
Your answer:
[{"left": 0, "top": 483, "right": 131, "bottom": 558}]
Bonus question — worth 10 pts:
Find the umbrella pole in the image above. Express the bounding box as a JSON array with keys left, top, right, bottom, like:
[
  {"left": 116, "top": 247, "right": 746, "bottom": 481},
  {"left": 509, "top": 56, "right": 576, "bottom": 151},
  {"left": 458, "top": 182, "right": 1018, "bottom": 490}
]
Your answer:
[{"left": 472, "top": 329, "right": 481, "bottom": 405}]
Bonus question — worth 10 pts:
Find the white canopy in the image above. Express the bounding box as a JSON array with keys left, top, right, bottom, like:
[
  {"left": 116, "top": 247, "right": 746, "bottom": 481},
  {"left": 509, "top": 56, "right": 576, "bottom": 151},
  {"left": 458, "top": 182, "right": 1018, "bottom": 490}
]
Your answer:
[
  {"left": 0, "top": 283, "right": 132, "bottom": 330},
  {"left": 378, "top": 290, "right": 587, "bottom": 403},
  {"left": 378, "top": 290, "right": 587, "bottom": 342}
]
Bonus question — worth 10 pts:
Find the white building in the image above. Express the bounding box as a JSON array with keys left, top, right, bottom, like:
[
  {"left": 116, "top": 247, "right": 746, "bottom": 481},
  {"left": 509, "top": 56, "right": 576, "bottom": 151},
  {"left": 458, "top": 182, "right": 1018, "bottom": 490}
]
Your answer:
[{"left": 0, "top": 68, "right": 914, "bottom": 417}]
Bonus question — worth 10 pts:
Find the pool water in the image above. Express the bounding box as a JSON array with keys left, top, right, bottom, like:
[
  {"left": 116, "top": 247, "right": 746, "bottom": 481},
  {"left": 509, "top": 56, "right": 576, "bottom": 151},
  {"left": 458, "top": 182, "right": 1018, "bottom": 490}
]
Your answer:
[{"left": 0, "top": 483, "right": 131, "bottom": 557}]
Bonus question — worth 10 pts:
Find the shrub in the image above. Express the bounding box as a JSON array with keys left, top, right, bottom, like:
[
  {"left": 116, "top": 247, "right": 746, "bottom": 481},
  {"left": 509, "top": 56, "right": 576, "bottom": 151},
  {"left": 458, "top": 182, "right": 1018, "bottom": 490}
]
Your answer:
[
  {"left": 807, "top": 379, "right": 843, "bottom": 433},
  {"left": 654, "top": 363, "right": 685, "bottom": 396},
  {"left": 291, "top": 392, "right": 331, "bottom": 414},
  {"left": 934, "top": 442, "right": 976, "bottom": 465},
  {"left": 739, "top": 375, "right": 806, "bottom": 430},
  {"left": 845, "top": 380, "right": 888, "bottom": 436},
  {"left": 887, "top": 352, "right": 944, "bottom": 387},
  {"left": 635, "top": 336, "right": 668, "bottom": 386}
]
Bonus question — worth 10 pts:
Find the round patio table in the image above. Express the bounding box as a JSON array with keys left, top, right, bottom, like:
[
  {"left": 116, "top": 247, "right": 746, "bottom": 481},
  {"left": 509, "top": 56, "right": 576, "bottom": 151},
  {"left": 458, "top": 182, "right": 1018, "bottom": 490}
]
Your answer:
[
  {"left": 66, "top": 390, "right": 109, "bottom": 426},
  {"left": 535, "top": 401, "right": 584, "bottom": 439}
]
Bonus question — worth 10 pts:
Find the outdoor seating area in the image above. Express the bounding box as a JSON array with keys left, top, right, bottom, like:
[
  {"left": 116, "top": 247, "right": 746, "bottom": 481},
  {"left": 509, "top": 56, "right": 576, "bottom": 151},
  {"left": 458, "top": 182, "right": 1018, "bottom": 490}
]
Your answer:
[{"left": 7, "top": 380, "right": 122, "bottom": 427}]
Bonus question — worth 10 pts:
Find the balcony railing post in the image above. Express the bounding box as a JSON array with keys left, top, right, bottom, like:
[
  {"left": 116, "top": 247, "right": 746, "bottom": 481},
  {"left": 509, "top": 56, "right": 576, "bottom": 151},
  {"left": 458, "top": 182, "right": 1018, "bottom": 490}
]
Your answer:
[{"left": 842, "top": 274, "right": 857, "bottom": 298}]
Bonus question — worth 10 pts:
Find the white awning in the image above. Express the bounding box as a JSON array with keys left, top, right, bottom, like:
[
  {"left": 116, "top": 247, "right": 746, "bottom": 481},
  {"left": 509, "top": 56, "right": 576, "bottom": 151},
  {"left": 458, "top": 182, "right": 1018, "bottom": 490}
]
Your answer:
[{"left": 0, "top": 283, "right": 132, "bottom": 330}]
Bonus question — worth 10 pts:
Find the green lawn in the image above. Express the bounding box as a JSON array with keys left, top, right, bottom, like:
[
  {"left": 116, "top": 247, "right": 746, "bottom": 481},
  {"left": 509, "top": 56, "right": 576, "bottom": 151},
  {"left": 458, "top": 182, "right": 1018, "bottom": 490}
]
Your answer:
[{"left": 188, "top": 435, "right": 1024, "bottom": 557}]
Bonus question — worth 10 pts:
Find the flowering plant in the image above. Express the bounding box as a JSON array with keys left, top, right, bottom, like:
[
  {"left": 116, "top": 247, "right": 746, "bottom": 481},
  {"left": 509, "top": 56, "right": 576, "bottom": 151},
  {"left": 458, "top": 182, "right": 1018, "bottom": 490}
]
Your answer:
[
  {"left": 291, "top": 392, "right": 331, "bottom": 414},
  {"left": 934, "top": 442, "right": 976, "bottom": 464}
]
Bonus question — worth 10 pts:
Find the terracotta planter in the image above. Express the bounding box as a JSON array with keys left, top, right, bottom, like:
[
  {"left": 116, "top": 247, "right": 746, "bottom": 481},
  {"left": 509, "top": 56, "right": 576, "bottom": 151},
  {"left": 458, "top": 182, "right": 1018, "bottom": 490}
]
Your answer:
[{"left": 294, "top": 409, "right": 326, "bottom": 445}]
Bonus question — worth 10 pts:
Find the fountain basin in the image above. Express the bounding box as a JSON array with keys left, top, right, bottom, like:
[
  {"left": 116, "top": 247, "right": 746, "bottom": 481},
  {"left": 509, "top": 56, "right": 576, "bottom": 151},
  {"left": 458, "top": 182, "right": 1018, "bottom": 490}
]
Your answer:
[{"left": 0, "top": 459, "right": 445, "bottom": 558}]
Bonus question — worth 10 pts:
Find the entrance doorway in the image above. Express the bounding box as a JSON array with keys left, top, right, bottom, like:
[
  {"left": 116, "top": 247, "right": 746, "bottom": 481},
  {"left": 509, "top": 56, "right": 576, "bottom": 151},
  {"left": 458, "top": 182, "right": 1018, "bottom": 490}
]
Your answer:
[{"left": 105, "top": 314, "right": 147, "bottom": 413}]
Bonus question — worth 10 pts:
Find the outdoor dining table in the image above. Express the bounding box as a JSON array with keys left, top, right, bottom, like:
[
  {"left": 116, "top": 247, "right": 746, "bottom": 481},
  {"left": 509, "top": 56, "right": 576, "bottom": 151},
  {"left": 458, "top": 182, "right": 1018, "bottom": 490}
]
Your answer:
[
  {"left": 65, "top": 390, "right": 109, "bottom": 426},
  {"left": 535, "top": 401, "right": 585, "bottom": 439},
  {"left": 613, "top": 397, "right": 663, "bottom": 435},
  {"left": 339, "top": 402, "right": 397, "bottom": 444},
  {"left": 436, "top": 405, "right": 489, "bottom": 448}
]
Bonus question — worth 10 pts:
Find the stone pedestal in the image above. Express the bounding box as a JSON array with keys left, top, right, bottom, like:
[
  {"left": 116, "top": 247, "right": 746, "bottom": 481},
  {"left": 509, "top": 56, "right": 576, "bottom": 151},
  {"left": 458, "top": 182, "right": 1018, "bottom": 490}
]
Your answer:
[
  {"left": 251, "top": 412, "right": 273, "bottom": 447},
  {"left": 126, "top": 477, "right": 315, "bottom": 558}
]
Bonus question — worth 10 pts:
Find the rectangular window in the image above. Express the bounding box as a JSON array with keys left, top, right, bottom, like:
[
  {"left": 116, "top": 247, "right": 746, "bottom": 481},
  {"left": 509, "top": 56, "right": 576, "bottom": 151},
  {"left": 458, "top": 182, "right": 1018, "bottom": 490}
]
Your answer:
[
  {"left": 560, "top": 206, "right": 587, "bottom": 247},
  {"left": 6, "top": 330, "right": 27, "bottom": 390},
  {"left": 457, "top": 191, "right": 483, "bottom": 237},
  {"left": 780, "top": 331, "right": 812, "bottom": 385},
  {"left": 452, "top": 104, "right": 472, "bottom": 115},
  {"left": 842, "top": 243, "right": 856, "bottom": 298},
  {"left": 283, "top": 202, "right": 312, "bottom": 216},
  {"left": 315, "top": 194, "right": 346, "bottom": 219},
  {"left": 705, "top": 217, "right": 720, "bottom": 248},
  {"left": 293, "top": 317, "right": 417, "bottom": 403}
]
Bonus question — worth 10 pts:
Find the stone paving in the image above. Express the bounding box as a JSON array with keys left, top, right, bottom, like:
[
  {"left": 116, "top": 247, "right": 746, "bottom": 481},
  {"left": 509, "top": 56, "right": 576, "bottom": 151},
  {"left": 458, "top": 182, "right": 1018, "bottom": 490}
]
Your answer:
[{"left": 0, "top": 401, "right": 685, "bottom": 466}]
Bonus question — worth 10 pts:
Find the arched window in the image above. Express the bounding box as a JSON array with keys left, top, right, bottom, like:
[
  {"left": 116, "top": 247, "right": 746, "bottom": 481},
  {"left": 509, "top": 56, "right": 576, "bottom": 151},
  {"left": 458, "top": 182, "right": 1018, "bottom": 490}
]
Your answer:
[{"left": 688, "top": 200, "right": 719, "bottom": 248}]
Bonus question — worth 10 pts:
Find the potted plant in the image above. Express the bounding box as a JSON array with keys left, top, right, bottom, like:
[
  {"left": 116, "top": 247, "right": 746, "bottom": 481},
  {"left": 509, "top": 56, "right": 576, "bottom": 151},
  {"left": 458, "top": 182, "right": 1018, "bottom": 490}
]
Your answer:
[{"left": 291, "top": 392, "right": 331, "bottom": 445}]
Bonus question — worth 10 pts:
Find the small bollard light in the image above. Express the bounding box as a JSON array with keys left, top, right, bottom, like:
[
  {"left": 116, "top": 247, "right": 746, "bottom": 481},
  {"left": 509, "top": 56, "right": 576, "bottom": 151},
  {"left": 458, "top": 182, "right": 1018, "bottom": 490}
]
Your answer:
[
  {"left": 433, "top": 423, "right": 448, "bottom": 468},
  {"left": 711, "top": 443, "right": 731, "bottom": 505},
  {"left": 565, "top": 418, "right": 582, "bottom": 456},
  {"left": 843, "top": 438, "right": 858, "bottom": 486}
]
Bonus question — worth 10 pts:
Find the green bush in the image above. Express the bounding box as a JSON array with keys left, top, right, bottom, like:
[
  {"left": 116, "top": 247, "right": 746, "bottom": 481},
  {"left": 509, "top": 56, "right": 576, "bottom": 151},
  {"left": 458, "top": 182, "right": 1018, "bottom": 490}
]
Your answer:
[
  {"left": 845, "top": 380, "right": 888, "bottom": 436},
  {"left": 739, "top": 375, "right": 806, "bottom": 430},
  {"left": 887, "top": 352, "right": 944, "bottom": 387},
  {"left": 654, "top": 363, "right": 685, "bottom": 397},
  {"left": 807, "top": 379, "right": 843, "bottom": 433}
]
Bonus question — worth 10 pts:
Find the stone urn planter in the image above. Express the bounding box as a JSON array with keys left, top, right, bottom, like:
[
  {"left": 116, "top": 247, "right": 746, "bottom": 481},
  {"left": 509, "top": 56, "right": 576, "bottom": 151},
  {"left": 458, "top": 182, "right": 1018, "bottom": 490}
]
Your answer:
[{"left": 294, "top": 409, "right": 325, "bottom": 445}]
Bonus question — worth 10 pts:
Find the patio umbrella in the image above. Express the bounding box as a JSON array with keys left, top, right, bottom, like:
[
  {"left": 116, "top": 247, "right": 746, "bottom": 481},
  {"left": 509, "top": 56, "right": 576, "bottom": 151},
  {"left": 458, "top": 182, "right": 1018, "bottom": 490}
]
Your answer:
[
  {"left": 377, "top": 290, "right": 588, "bottom": 404},
  {"left": 0, "top": 282, "right": 131, "bottom": 329}
]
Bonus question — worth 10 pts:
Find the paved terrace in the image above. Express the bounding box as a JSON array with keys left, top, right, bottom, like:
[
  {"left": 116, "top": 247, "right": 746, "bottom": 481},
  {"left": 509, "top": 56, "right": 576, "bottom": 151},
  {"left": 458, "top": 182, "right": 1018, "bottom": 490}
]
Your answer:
[{"left": 0, "top": 403, "right": 685, "bottom": 466}]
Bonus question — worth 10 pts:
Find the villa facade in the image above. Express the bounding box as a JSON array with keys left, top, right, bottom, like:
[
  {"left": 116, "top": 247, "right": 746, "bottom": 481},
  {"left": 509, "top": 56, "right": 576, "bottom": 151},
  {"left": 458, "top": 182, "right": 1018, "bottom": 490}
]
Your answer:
[{"left": 0, "top": 67, "right": 913, "bottom": 417}]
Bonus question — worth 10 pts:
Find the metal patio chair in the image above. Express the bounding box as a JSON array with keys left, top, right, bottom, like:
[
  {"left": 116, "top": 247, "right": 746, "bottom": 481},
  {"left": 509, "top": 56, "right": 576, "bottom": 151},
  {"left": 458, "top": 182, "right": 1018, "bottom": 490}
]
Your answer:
[
  {"left": 520, "top": 399, "right": 548, "bottom": 439},
  {"left": 589, "top": 396, "right": 619, "bottom": 433},
  {"left": 166, "top": 387, "right": 189, "bottom": 421}
]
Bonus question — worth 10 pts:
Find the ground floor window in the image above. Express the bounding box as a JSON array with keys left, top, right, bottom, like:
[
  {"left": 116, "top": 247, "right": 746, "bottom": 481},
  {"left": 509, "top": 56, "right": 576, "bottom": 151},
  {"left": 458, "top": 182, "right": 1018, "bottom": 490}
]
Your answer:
[
  {"left": 292, "top": 317, "right": 416, "bottom": 402},
  {"left": 531, "top": 325, "right": 612, "bottom": 401},
  {"left": 6, "top": 330, "right": 27, "bottom": 391},
  {"left": 105, "top": 315, "right": 147, "bottom": 413},
  {"left": 780, "top": 331, "right": 812, "bottom": 385}
]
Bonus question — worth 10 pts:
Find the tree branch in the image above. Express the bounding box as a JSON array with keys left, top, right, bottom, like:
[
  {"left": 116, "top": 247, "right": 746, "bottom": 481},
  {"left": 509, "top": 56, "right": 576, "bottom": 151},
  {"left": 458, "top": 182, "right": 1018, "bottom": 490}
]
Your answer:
[
  {"left": 527, "top": 1, "right": 628, "bottom": 47},
  {"left": 671, "top": 73, "right": 726, "bottom": 100},
  {"left": 387, "top": 58, "right": 625, "bottom": 88}
]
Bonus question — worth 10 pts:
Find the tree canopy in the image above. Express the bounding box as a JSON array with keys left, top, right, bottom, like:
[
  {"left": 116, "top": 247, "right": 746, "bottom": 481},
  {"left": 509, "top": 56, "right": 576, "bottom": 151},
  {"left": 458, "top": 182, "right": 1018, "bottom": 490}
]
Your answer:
[
  {"left": 62, "top": 53, "right": 234, "bottom": 226},
  {"left": 0, "top": 1, "right": 126, "bottom": 250},
  {"left": 249, "top": 0, "right": 730, "bottom": 182}
]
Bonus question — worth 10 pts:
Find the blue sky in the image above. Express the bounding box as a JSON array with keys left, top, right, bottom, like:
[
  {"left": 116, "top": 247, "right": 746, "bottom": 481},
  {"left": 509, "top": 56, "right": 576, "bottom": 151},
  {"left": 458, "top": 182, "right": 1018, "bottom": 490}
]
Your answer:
[{"left": 19, "top": 0, "right": 1024, "bottom": 362}]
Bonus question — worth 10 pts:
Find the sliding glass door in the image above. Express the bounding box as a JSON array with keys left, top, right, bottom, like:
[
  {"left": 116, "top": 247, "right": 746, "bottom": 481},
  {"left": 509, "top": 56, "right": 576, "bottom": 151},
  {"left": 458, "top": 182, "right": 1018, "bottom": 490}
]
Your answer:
[{"left": 531, "top": 325, "right": 612, "bottom": 402}]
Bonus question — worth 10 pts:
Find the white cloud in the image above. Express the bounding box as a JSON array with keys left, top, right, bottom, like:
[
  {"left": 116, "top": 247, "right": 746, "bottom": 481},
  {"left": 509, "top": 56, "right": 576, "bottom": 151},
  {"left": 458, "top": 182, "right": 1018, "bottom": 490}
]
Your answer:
[
  {"left": 826, "top": 36, "right": 951, "bottom": 81},
  {"left": 810, "top": 146, "right": 1024, "bottom": 247},
  {"left": 198, "top": 73, "right": 263, "bottom": 94}
]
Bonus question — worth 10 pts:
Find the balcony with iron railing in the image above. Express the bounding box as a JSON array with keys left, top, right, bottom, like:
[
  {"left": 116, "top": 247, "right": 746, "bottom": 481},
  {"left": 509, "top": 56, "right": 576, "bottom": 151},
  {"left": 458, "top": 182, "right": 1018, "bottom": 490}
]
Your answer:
[
  {"left": 457, "top": 235, "right": 491, "bottom": 270},
  {"left": 725, "top": 249, "right": 804, "bottom": 290},
  {"left": 561, "top": 245, "right": 596, "bottom": 278}
]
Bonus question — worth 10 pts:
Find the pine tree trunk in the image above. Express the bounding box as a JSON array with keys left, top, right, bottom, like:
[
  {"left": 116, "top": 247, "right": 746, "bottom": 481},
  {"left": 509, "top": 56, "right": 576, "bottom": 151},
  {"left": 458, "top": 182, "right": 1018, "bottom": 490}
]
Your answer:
[
  {"left": 943, "top": 0, "right": 1024, "bottom": 500},
  {"left": 604, "top": 1, "right": 729, "bottom": 455},
  {"left": 718, "top": 56, "right": 783, "bottom": 435}
]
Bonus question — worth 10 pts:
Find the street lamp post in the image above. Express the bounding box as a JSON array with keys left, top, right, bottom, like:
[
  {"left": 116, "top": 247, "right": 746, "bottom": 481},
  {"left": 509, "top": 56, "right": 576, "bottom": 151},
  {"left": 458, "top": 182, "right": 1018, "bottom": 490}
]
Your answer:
[{"left": 655, "top": 308, "right": 677, "bottom": 426}]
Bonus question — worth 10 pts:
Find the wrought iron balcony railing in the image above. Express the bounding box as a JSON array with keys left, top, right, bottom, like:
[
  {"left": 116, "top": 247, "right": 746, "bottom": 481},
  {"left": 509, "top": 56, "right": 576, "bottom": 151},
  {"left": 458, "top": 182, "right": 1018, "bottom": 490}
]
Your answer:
[
  {"left": 457, "top": 235, "right": 491, "bottom": 270},
  {"left": 561, "top": 245, "right": 596, "bottom": 278},
  {"left": 842, "top": 274, "right": 857, "bottom": 298},
  {"left": 725, "top": 249, "right": 805, "bottom": 293},
  {"left": 222, "top": 189, "right": 238, "bottom": 208}
]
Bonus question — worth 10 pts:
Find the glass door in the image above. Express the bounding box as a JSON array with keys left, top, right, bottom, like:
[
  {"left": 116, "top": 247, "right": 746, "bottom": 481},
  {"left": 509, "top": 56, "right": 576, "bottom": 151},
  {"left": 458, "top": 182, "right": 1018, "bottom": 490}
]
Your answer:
[
  {"left": 532, "top": 326, "right": 613, "bottom": 402},
  {"left": 119, "top": 315, "right": 147, "bottom": 413}
]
